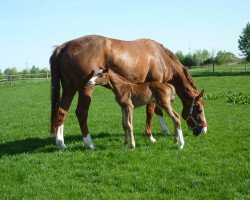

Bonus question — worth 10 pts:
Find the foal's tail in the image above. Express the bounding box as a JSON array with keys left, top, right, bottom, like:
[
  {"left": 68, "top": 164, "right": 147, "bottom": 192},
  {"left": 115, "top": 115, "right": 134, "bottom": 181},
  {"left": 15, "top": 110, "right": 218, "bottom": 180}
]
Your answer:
[{"left": 50, "top": 45, "right": 64, "bottom": 134}]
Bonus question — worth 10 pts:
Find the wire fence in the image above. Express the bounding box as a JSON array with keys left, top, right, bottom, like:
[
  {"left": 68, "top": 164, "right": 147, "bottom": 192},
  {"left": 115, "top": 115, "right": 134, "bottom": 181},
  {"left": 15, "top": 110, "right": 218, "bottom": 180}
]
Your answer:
[{"left": 0, "top": 72, "right": 51, "bottom": 85}]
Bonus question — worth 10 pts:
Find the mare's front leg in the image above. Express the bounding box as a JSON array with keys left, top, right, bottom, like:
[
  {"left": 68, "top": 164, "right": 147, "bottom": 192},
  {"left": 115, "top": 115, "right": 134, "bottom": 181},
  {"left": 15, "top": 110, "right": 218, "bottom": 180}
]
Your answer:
[
  {"left": 76, "top": 87, "right": 96, "bottom": 150},
  {"left": 155, "top": 106, "right": 171, "bottom": 135},
  {"left": 123, "top": 105, "right": 135, "bottom": 149}
]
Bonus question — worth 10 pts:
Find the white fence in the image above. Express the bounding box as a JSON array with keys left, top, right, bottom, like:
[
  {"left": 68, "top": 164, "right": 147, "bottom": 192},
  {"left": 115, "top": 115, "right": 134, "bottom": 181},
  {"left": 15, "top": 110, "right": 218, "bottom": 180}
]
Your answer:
[{"left": 0, "top": 72, "right": 51, "bottom": 85}]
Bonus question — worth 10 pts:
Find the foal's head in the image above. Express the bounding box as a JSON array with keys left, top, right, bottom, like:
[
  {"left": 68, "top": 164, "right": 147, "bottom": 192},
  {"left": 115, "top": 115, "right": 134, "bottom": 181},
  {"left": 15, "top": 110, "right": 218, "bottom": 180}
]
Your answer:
[
  {"left": 87, "top": 68, "right": 110, "bottom": 87},
  {"left": 182, "top": 90, "right": 207, "bottom": 135}
]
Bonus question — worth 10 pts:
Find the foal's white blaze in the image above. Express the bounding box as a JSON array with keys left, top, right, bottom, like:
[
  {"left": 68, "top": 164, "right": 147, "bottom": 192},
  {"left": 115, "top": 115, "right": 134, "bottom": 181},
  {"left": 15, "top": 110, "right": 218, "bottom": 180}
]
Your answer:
[
  {"left": 87, "top": 69, "right": 104, "bottom": 86},
  {"left": 87, "top": 76, "right": 98, "bottom": 86},
  {"left": 56, "top": 124, "right": 67, "bottom": 150},
  {"left": 157, "top": 115, "right": 171, "bottom": 135},
  {"left": 177, "top": 128, "right": 184, "bottom": 149},
  {"left": 83, "top": 134, "right": 96, "bottom": 150}
]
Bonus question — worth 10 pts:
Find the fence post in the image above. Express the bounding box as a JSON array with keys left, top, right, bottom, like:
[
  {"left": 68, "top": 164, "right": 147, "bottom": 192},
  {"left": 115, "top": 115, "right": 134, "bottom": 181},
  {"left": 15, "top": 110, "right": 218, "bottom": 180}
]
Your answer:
[
  {"left": 10, "top": 75, "right": 12, "bottom": 85},
  {"left": 245, "top": 65, "right": 247, "bottom": 73},
  {"left": 46, "top": 71, "right": 48, "bottom": 79}
]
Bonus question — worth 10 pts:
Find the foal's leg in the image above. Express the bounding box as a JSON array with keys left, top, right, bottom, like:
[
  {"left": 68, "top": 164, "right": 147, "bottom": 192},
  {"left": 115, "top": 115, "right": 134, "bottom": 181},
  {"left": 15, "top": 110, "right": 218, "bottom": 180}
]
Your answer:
[
  {"left": 122, "top": 109, "right": 129, "bottom": 145},
  {"left": 55, "top": 88, "right": 76, "bottom": 150},
  {"left": 124, "top": 106, "right": 135, "bottom": 149},
  {"left": 162, "top": 104, "right": 184, "bottom": 149},
  {"left": 145, "top": 103, "right": 156, "bottom": 142},
  {"left": 76, "top": 87, "right": 96, "bottom": 150},
  {"left": 155, "top": 106, "right": 171, "bottom": 135}
]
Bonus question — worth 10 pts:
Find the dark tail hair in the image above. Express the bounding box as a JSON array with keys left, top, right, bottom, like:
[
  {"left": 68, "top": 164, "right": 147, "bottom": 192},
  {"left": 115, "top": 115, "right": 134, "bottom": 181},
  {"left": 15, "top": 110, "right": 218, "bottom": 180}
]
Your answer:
[{"left": 50, "top": 45, "right": 64, "bottom": 134}]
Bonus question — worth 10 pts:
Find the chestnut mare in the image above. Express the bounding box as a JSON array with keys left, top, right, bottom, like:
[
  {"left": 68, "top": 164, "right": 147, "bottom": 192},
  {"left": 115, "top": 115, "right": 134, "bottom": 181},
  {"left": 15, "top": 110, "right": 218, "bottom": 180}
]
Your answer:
[
  {"left": 50, "top": 35, "right": 207, "bottom": 150},
  {"left": 87, "top": 67, "right": 184, "bottom": 149}
]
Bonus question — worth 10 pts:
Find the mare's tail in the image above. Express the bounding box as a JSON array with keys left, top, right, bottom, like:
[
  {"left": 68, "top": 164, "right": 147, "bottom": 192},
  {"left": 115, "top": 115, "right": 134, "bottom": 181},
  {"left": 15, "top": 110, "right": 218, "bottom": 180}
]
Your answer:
[{"left": 50, "top": 45, "right": 64, "bottom": 134}]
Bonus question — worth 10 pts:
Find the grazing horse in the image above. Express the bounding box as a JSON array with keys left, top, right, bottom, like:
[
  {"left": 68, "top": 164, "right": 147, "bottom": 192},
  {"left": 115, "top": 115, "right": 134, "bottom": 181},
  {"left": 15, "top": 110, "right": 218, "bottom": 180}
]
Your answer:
[
  {"left": 50, "top": 35, "right": 207, "bottom": 150},
  {"left": 87, "top": 67, "right": 185, "bottom": 149}
]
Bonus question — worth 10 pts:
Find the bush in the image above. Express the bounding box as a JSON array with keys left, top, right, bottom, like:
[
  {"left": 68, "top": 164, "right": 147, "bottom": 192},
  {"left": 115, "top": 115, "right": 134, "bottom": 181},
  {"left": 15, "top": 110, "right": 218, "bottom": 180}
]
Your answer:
[{"left": 226, "top": 91, "right": 249, "bottom": 105}]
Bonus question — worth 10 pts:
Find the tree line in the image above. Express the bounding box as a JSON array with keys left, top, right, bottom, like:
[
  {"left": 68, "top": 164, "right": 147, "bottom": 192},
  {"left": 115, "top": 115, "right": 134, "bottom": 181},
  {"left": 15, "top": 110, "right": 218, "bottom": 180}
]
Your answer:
[
  {"left": 0, "top": 66, "right": 49, "bottom": 79},
  {"left": 175, "top": 49, "right": 240, "bottom": 67}
]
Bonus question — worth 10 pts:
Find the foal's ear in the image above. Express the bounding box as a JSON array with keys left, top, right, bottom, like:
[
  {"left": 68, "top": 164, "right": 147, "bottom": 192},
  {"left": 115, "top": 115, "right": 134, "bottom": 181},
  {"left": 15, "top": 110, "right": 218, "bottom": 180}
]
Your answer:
[{"left": 103, "top": 66, "right": 109, "bottom": 73}]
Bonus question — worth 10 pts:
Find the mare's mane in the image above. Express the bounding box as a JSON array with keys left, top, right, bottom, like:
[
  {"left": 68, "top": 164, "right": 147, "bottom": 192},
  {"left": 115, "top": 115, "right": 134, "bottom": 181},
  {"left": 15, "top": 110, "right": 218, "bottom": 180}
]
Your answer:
[{"left": 159, "top": 43, "right": 197, "bottom": 91}]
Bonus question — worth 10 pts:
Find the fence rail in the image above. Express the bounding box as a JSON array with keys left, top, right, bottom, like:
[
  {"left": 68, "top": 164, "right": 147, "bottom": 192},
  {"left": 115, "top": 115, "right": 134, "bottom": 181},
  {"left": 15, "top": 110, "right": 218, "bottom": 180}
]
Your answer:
[{"left": 0, "top": 72, "right": 51, "bottom": 85}]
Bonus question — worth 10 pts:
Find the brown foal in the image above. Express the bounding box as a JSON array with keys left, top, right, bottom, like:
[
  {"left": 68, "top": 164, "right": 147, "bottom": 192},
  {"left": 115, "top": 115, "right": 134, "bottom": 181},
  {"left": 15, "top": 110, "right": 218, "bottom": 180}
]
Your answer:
[{"left": 87, "top": 68, "right": 185, "bottom": 149}]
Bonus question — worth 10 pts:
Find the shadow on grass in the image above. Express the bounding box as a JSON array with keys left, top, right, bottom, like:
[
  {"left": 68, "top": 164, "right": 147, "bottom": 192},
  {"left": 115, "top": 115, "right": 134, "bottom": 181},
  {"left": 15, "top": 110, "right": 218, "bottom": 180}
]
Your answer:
[{"left": 0, "top": 132, "right": 118, "bottom": 157}]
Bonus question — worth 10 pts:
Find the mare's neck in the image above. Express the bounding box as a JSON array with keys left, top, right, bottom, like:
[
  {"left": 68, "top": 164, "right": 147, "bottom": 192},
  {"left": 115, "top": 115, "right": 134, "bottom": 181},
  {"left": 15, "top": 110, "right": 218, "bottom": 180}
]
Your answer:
[{"left": 170, "top": 69, "right": 196, "bottom": 107}]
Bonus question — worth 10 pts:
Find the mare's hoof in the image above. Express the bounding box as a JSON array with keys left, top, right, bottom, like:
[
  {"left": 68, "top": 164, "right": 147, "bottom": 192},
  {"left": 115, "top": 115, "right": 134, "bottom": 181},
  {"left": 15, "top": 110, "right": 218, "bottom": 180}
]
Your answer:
[
  {"left": 148, "top": 135, "right": 156, "bottom": 143},
  {"left": 84, "top": 143, "right": 96, "bottom": 150}
]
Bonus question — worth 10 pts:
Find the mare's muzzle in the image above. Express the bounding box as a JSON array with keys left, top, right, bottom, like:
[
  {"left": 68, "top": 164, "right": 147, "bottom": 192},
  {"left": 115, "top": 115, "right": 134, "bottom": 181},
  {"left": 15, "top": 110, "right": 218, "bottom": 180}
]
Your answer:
[{"left": 193, "top": 124, "right": 207, "bottom": 136}]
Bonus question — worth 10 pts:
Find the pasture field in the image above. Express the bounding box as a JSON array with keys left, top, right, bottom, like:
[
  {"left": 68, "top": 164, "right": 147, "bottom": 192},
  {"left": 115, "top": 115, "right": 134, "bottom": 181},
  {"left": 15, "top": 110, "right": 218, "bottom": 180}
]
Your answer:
[{"left": 0, "top": 72, "right": 249, "bottom": 199}]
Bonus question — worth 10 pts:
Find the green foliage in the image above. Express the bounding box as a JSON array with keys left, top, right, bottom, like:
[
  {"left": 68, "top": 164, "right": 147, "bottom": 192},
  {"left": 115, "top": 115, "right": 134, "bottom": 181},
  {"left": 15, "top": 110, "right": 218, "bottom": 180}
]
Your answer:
[
  {"left": 215, "top": 51, "right": 238, "bottom": 65},
  {"left": 0, "top": 74, "right": 249, "bottom": 199},
  {"left": 175, "top": 50, "right": 185, "bottom": 63},
  {"left": 193, "top": 49, "right": 210, "bottom": 66},
  {"left": 4, "top": 67, "right": 18, "bottom": 76},
  {"left": 175, "top": 49, "right": 238, "bottom": 67},
  {"left": 0, "top": 69, "right": 3, "bottom": 79},
  {"left": 238, "top": 22, "right": 250, "bottom": 62},
  {"left": 226, "top": 91, "right": 249, "bottom": 105},
  {"left": 30, "top": 65, "right": 40, "bottom": 74},
  {"left": 182, "top": 53, "right": 196, "bottom": 67}
]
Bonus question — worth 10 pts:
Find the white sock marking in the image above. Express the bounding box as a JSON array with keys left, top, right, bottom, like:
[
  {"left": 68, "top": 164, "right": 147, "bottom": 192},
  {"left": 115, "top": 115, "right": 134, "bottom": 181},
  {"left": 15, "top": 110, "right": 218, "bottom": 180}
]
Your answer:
[
  {"left": 83, "top": 134, "right": 96, "bottom": 150},
  {"left": 56, "top": 124, "right": 67, "bottom": 150},
  {"left": 157, "top": 115, "right": 171, "bottom": 135},
  {"left": 177, "top": 128, "right": 184, "bottom": 149},
  {"left": 148, "top": 135, "right": 156, "bottom": 143}
]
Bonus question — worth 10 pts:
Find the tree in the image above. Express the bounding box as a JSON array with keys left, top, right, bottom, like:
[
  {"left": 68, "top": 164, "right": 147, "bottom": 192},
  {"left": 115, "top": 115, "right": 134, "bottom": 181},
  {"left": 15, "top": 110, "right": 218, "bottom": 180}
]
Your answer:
[
  {"left": 193, "top": 49, "right": 210, "bottom": 66},
  {"left": 215, "top": 51, "right": 238, "bottom": 65},
  {"left": 238, "top": 22, "right": 250, "bottom": 62},
  {"left": 4, "top": 67, "right": 18, "bottom": 76},
  {"left": 0, "top": 69, "right": 3, "bottom": 80},
  {"left": 30, "top": 65, "right": 40, "bottom": 74},
  {"left": 175, "top": 50, "right": 185, "bottom": 63},
  {"left": 182, "top": 54, "right": 196, "bottom": 67}
]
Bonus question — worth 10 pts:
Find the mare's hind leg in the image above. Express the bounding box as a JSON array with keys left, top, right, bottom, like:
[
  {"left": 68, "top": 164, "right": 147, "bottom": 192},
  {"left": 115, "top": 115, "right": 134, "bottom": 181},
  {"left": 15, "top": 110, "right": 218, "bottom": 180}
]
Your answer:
[
  {"left": 145, "top": 103, "right": 156, "bottom": 142},
  {"left": 162, "top": 104, "right": 184, "bottom": 149},
  {"left": 155, "top": 106, "right": 171, "bottom": 135},
  {"left": 76, "top": 87, "right": 96, "bottom": 150},
  {"left": 55, "top": 88, "right": 76, "bottom": 150}
]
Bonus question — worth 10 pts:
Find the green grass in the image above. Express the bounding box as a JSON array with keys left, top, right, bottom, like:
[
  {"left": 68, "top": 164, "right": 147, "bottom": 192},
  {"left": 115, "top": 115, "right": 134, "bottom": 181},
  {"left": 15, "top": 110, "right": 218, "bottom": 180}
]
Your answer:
[{"left": 0, "top": 72, "right": 249, "bottom": 199}]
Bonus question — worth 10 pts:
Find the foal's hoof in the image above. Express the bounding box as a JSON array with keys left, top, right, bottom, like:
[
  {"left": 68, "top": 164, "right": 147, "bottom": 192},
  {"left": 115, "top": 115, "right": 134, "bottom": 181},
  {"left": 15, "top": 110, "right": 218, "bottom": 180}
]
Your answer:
[
  {"left": 56, "top": 140, "right": 67, "bottom": 150},
  {"left": 148, "top": 135, "right": 156, "bottom": 143}
]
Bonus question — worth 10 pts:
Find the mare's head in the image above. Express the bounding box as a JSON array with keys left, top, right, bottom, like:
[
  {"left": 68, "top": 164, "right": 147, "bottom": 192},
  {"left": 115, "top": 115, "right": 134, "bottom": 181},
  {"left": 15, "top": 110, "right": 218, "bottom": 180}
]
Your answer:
[
  {"left": 87, "top": 68, "right": 110, "bottom": 87},
  {"left": 182, "top": 90, "right": 207, "bottom": 135}
]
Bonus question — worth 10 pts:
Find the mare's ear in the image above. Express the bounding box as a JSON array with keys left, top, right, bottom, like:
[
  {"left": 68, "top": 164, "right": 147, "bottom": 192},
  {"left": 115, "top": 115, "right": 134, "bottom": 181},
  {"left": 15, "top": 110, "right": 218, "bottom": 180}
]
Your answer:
[{"left": 197, "top": 89, "right": 204, "bottom": 99}]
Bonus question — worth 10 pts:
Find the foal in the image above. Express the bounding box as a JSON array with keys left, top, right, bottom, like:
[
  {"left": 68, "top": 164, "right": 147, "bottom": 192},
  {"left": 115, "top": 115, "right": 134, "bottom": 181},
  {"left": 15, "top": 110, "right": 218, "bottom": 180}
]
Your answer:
[{"left": 87, "top": 68, "right": 185, "bottom": 149}]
